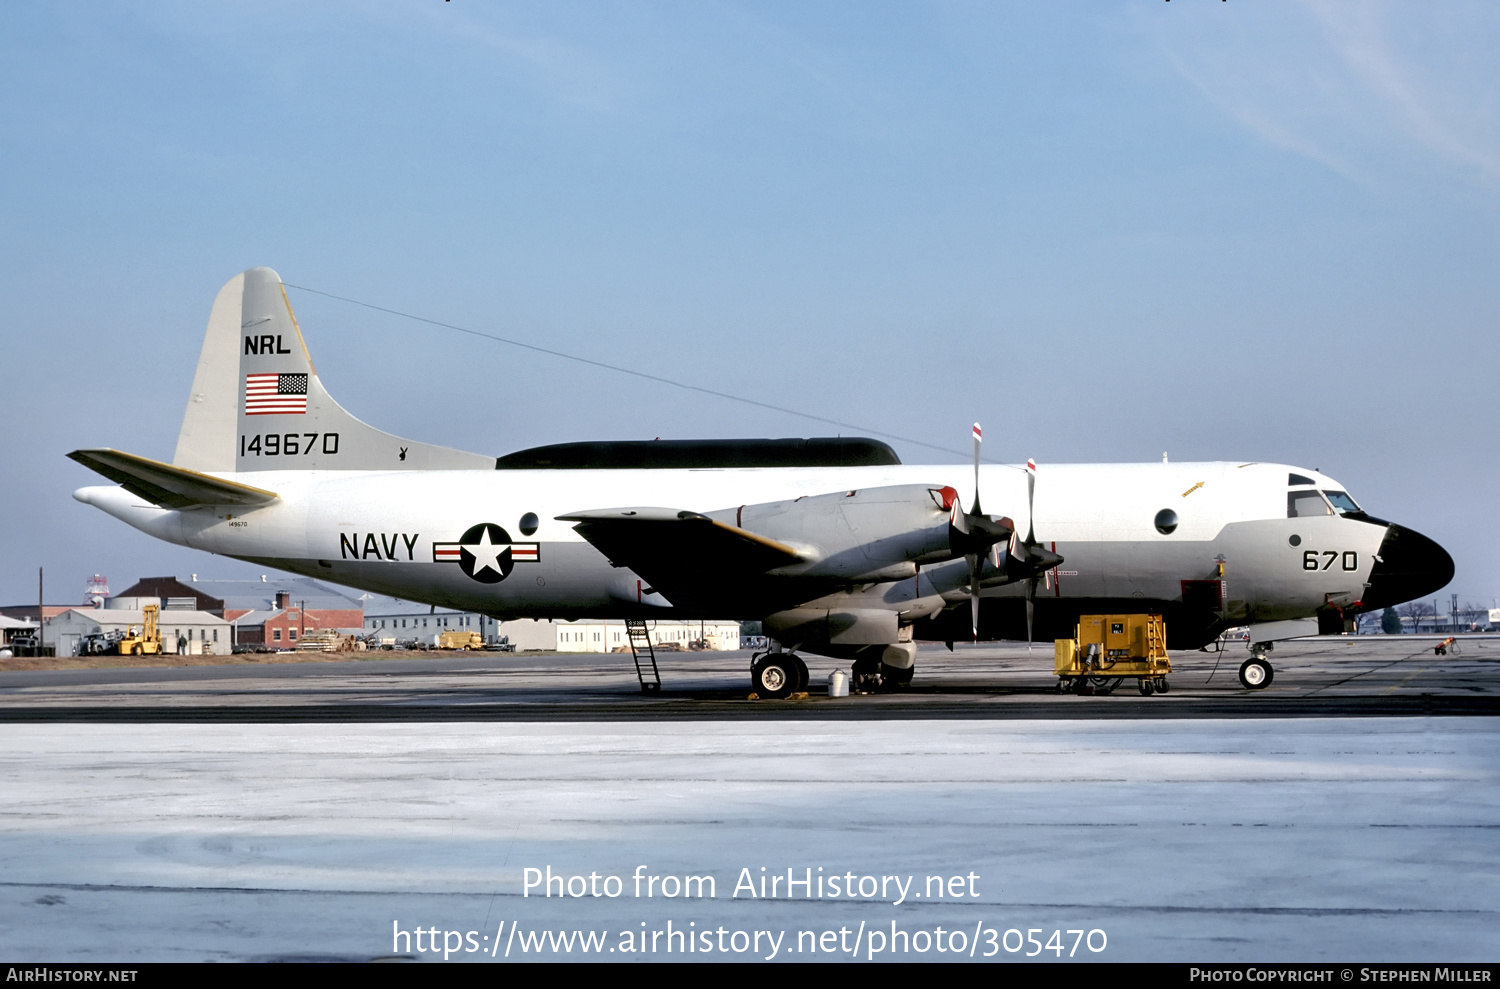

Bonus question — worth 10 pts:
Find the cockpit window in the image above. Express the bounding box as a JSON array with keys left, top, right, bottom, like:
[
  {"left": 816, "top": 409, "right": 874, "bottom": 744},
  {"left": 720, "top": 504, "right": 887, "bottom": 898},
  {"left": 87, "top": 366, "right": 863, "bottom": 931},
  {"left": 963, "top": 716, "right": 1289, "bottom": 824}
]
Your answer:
[
  {"left": 1288, "top": 491, "right": 1333, "bottom": 518},
  {"left": 1288, "top": 473, "right": 1316, "bottom": 486},
  {"left": 1322, "top": 490, "right": 1360, "bottom": 514}
]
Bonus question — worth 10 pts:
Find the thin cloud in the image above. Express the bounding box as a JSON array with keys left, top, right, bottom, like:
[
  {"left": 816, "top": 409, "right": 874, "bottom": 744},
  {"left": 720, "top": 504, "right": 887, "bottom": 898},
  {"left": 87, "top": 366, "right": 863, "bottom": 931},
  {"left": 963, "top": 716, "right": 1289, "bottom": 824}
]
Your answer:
[
  {"left": 384, "top": 2, "right": 627, "bottom": 113},
  {"left": 1145, "top": 0, "right": 1500, "bottom": 193}
]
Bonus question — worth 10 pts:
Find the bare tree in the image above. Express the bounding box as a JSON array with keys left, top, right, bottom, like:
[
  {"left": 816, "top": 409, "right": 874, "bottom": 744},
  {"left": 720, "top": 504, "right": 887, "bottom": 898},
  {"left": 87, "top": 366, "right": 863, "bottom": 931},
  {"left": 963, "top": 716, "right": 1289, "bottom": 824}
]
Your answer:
[{"left": 1399, "top": 600, "right": 1434, "bottom": 633}]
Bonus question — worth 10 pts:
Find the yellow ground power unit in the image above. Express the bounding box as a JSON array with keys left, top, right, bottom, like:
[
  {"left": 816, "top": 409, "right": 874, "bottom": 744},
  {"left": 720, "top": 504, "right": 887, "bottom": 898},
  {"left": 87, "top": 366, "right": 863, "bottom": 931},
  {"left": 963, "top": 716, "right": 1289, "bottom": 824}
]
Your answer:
[{"left": 1054, "top": 613, "right": 1171, "bottom": 696}]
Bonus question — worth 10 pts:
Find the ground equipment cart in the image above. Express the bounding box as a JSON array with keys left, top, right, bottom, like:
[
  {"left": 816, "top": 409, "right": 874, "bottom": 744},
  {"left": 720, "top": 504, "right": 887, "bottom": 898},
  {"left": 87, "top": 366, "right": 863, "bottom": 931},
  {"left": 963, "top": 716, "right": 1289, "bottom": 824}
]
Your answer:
[{"left": 1055, "top": 614, "right": 1172, "bottom": 695}]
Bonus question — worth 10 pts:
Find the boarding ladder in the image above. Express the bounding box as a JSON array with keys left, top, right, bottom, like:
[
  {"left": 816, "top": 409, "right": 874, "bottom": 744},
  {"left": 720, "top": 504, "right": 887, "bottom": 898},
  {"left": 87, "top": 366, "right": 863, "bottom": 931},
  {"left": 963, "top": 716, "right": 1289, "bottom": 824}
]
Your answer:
[
  {"left": 1146, "top": 617, "right": 1166, "bottom": 661},
  {"left": 624, "top": 619, "right": 662, "bottom": 693}
]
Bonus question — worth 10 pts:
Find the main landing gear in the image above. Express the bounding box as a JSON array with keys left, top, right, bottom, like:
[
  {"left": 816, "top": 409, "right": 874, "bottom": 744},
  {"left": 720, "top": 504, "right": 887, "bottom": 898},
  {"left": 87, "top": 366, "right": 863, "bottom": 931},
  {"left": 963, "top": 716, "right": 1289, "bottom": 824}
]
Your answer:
[
  {"left": 850, "top": 657, "right": 913, "bottom": 694},
  {"left": 749, "top": 652, "right": 913, "bottom": 698},
  {"left": 750, "top": 652, "right": 809, "bottom": 699},
  {"left": 1239, "top": 644, "right": 1274, "bottom": 690}
]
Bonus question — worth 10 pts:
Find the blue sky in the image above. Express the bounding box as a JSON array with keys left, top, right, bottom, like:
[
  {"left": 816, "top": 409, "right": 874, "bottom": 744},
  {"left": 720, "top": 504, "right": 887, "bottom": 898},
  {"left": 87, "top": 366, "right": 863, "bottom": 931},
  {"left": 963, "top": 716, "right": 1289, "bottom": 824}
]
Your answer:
[{"left": 1, "top": 1, "right": 1496, "bottom": 610}]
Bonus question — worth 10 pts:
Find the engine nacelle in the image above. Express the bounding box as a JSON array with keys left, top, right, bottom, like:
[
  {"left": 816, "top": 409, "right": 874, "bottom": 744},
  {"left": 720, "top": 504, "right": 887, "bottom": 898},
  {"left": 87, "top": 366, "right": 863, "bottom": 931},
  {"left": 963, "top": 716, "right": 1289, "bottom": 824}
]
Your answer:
[{"left": 708, "top": 484, "right": 958, "bottom": 581}]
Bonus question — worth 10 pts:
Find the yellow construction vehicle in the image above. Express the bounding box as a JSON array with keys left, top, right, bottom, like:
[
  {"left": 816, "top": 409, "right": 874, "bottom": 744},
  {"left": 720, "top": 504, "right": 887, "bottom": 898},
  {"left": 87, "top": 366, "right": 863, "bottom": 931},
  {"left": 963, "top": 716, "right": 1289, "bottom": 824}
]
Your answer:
[
  {"left": 1054, "top": 613, "right": 1171, "bottom": 696},
  {"left": 438, "top": 629, "right": 485, "bottom": 650},
  {"left": 117, "top": 603, "right": 163, "bottom": 656}
]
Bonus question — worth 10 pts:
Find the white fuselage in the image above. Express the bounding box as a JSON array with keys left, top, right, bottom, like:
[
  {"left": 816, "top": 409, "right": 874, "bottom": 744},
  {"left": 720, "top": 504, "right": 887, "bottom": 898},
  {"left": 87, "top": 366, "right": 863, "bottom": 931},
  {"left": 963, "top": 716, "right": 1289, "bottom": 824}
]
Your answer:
[{"left": 76, "top": 459, "right": 1386, "bottom": 627}]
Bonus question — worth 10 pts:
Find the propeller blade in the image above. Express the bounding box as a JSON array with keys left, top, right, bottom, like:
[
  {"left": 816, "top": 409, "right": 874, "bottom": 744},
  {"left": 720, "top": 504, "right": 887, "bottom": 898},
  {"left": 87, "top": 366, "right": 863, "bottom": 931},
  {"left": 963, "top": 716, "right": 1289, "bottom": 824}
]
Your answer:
[
  {"left": 971, "top": 423, "right": 983, "bottom": 515},
  {"left": 968, "top": 553, "right": 981, "bottom": 642},
  {"left": 1025, "top": 458, "right": 1037, "bottom": 544},
  {"left": 1025, "top": 575, "right": 1036, "bottom": 653}
]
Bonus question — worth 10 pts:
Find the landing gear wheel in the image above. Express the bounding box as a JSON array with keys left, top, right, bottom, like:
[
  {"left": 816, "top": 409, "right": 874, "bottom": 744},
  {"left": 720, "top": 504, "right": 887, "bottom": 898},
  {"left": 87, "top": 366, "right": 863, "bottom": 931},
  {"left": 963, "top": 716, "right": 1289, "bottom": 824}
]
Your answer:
[
  {"left": 751, "top": 655, "right": 797, "bottom": 699},
  {"left": 1138, "top": 678, "right": 1155, "bottom": 696},
  {"left": 790, "top": 655, "right": 809, "bottom": 694},
  {"left": 1238, "top": 657, "right": 1273, "bottom": 690},
  {"left": 1155, "top": 676, "right": 1170, "bottom": 694},
  {"left": 881, "top": 663, "right": 914, "bottom": 688},
  {"left": 850, "top": 658, "right": 882, "bottom": 694}
]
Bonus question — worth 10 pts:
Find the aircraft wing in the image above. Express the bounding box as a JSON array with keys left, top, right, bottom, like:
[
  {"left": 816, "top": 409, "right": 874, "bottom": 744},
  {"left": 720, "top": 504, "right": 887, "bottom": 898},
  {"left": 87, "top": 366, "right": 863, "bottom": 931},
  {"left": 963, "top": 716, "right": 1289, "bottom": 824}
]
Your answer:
[
  {"left": 557, "top": 507, "right": 809, "bottom": 608},
  {"left": 67, "top": 448, "right": 279, "bottom": 509}
]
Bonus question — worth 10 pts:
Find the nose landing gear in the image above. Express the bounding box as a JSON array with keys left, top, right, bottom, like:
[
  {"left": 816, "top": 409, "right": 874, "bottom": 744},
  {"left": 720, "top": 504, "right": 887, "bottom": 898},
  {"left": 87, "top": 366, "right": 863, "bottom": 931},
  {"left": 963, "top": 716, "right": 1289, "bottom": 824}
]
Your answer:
[{"left": 1238, "top": 646, "right": 1274, "bottom": 690}]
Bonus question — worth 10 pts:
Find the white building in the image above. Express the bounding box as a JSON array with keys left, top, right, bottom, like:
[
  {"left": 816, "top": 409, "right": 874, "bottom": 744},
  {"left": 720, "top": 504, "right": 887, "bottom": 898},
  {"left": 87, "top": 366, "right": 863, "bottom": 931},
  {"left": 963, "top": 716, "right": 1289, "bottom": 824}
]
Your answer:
[
  {"left": 363, "top": 610, "right": 496, "bottom": 645},
  {"left": 536, "top": 619, "right": 741, "bottom": 654},
  {"left": 363, "top": 610, "right": 740, "bottom": 652},
  {"left": 46, "top": 602, "right": 231, "bottom": 657}
]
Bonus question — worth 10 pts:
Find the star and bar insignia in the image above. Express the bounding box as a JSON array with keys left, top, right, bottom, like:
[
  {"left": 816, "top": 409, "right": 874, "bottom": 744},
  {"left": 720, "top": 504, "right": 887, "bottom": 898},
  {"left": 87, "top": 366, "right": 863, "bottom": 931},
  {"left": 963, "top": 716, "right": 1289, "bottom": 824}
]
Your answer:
[{"left": 433, "top": 523, "right": 540, "bottom": 584}]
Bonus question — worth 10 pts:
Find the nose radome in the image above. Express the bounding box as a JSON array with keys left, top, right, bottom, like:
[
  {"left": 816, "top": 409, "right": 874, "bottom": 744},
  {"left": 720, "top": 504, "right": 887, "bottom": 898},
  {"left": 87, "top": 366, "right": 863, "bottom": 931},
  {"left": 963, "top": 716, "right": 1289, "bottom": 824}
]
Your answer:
[{"left": 1362, "top": 524, "right": 1455, "bottom": 610}]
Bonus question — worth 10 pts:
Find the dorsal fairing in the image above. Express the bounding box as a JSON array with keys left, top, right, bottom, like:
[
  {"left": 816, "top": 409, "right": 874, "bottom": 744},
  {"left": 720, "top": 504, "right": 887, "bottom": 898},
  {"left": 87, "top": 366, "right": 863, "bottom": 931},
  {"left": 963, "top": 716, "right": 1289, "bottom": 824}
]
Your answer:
[{"left": 173, "top": 267, "right": 495, "bottom": 473}]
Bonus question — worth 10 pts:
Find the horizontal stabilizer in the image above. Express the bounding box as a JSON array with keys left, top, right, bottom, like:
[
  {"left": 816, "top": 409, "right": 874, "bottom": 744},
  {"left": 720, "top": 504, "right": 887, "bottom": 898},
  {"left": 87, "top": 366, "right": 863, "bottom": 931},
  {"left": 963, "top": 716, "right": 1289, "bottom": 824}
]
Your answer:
[
  {"left": 558, "top": 507, "right": 806, "bottom": 607},
  {"left": 68, "top": 449, "right": 279, "bottom": 509}
]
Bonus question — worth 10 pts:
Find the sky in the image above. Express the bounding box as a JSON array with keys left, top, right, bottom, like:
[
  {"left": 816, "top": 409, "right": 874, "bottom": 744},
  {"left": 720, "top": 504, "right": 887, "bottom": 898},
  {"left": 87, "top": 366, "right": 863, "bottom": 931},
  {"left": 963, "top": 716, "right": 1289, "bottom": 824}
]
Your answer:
[{"left": 1, "top": 1, "right": 1496, "bottom": 610}]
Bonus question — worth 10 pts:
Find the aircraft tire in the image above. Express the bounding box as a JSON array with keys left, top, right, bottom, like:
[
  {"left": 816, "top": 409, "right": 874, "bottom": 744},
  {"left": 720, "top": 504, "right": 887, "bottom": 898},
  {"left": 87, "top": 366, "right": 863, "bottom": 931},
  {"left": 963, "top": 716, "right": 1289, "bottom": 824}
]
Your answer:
[
  {"left": 850, "top": 657, "right": 881, "bottom": 694},
  {"left": 791, "top": 655, "right": 809, "bottom": 693},
  {"left": 881, "top": 662, "right": 914, "bottom": 688},
  {"left": 751, "top": 655, "right": 797, "bottom": 699},
  {"left": 1238, "top": 658, "right": 1273, "bottom": 690}
]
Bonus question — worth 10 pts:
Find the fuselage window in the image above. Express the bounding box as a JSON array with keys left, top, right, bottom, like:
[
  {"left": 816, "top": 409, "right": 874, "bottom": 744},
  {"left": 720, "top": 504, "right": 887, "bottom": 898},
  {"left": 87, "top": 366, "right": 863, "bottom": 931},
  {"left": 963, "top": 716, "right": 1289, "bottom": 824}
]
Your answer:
[
  {"left": 1322, "top": 490, "right": 1361, "bottom": 514},
  {"left": 1288, "top": 491, "right": 1333, "bottom": 518},
  {"left": 1288, "top": 473, "right": 1316, "bottom": 486}
]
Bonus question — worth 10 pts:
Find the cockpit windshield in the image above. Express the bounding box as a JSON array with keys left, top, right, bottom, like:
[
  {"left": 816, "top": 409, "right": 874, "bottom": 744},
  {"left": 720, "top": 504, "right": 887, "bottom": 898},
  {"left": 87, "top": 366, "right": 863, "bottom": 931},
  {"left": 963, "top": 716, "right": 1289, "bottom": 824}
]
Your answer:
[
  {"left": 1322, "top": 490, "right": 1361, "bottom": 514},
  {"left": 1288, "top": 491, "right": 1332, "bottom": 518},
  {"left": 1288, "top": 489, "right": 1362, "bottom": 518}
]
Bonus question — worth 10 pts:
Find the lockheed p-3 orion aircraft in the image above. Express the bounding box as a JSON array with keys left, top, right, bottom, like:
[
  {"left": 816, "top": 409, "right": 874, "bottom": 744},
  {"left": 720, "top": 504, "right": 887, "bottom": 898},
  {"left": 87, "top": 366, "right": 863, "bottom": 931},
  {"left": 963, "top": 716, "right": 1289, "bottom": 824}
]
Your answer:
[{"left": 69, "top": 268, "right": 1453, "bottom": 695}]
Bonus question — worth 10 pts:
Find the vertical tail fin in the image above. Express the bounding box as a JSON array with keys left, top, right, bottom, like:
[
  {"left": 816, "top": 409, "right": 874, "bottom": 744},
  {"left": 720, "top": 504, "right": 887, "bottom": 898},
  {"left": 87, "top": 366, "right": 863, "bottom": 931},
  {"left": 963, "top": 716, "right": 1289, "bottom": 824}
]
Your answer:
[{"left": 172, "top": 267, "right": 495, "bottom": 472}]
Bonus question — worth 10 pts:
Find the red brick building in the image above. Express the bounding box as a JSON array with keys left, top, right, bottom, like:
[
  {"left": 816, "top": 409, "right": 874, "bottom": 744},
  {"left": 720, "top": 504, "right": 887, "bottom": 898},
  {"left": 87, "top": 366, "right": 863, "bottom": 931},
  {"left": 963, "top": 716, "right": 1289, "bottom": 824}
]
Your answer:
[{"left": 231, "top": 590, "right": 363, "bottom": 649}]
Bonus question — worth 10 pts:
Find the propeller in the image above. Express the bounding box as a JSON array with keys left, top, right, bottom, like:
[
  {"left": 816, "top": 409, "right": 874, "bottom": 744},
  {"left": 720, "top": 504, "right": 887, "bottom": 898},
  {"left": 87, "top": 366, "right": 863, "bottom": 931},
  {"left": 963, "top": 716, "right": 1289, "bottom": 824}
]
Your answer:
[
  {"left": 944, "top": 425, "right": 1061, "bottom": 647},
  {"left": 1009, "top": 457, "right": 1063, "bottom": 650},
  {"left": 948, "top": 424, "right": 1014, "bottom": 642}
]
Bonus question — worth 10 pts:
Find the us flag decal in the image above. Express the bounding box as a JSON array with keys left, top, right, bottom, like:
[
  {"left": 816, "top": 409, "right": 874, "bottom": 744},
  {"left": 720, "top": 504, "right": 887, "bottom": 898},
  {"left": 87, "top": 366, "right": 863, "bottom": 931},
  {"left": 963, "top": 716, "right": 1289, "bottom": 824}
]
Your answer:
[{"left": 245, "top": 373, "right": 309, "bottom": 415}]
